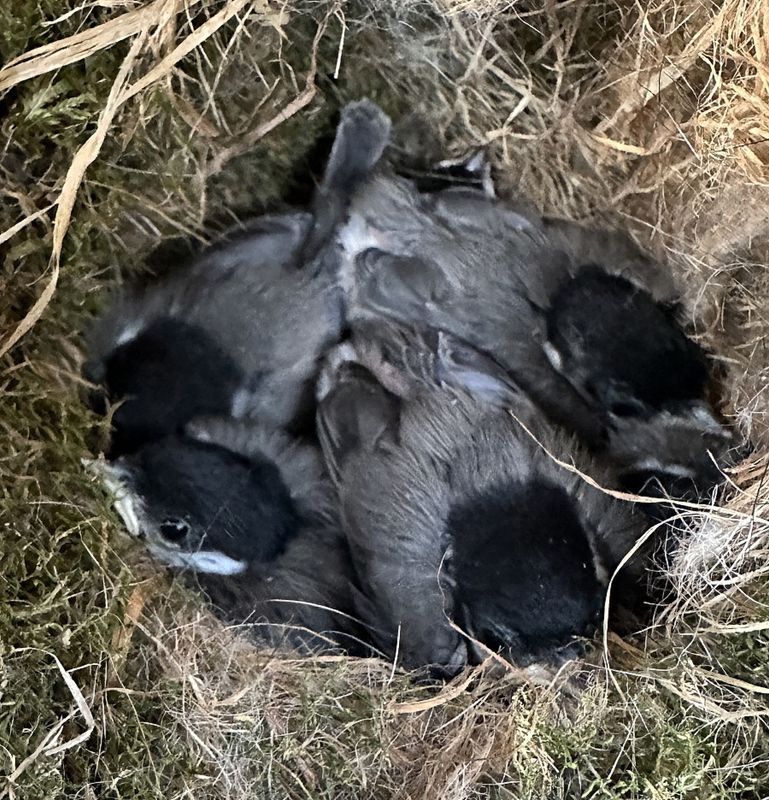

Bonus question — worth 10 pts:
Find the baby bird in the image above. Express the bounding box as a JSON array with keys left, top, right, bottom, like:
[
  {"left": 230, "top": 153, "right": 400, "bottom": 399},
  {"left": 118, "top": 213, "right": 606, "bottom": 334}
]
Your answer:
[
  {"left": 334, "top": 115, "right": 731, "bottom": 489},
  {"left": 85, "top": 100, "right": 391, "bottom": 457},
  {"left": 93, "top": 416, "right": 360, "bottom": 654},
  {"left": 316, "top": 324, "right": 647, "bottom": 677}
]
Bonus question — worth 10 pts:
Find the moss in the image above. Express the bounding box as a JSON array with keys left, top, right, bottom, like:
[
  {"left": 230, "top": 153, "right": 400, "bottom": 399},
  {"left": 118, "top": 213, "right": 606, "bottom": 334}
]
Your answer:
[{"left": 2, "top": 0, "right": 769, "bottom": 798}]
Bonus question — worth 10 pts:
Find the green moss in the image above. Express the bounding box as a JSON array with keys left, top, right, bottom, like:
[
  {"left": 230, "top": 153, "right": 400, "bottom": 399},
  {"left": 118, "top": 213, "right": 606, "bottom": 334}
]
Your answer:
[{"left": 2, "top": 1, "right": 769, "bottom": 798}]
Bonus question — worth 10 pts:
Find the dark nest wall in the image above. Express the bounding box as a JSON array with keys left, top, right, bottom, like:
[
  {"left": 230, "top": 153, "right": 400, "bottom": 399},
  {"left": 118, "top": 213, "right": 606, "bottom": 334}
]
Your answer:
[{"left": 1, "top": 1, "right": 769, "bottom": 798}]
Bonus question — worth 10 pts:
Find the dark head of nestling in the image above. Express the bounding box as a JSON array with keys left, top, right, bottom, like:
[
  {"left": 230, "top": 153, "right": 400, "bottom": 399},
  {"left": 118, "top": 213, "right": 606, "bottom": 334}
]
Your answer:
[
  {"left": 543, "top": 267, "right": 731, "bottom": 483},
  {"left": 92, "top": 434, "right": 301, "bottom": 575},
  {"left": 84, "top": 316, "right": 243, "bottom": 459},
  {"left": 448, "top": 478, "right": 603, "bottom": 668}
]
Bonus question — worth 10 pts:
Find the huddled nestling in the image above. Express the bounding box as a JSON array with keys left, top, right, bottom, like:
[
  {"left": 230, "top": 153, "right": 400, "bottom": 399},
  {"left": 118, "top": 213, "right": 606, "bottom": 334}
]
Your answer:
[{"left": 83, "top": 101, "right": 738, "bottom": 679}]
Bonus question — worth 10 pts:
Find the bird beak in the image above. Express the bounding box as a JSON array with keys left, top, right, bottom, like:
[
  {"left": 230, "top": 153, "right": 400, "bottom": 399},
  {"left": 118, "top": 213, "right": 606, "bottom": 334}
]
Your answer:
[
  {"left": 607, "top": 400, "right": 734, "bottom": 482},
  {"left": 686, "top": 401, "right": 731, "bottom": 438},
  {"left": 82, "top": 457, "right": 143, "bottom": 538},
  {"left": 82, "top": 456, "right": 123, "bottom": 493}
]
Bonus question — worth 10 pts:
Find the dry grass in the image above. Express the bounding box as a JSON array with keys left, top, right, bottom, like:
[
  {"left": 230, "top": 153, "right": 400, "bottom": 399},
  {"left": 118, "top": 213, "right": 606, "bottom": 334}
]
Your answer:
[{"left": 2, "top": 1, "right": 769, "bottom": 798}]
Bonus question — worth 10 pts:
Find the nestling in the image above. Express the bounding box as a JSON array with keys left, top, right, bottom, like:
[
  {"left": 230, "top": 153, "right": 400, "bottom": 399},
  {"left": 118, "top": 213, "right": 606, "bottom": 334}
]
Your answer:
[
  {"left": 332, "top": 112, "right": 732, "bottom": 490},
  {"left": 316, "top": 324, "right": 648, "bottom": 677},
  {"left": 84, "top": 100, "right": 391, "bottom": 456},
  {"left": 91, "top": 416, "right": 361, "bottom": 654}
]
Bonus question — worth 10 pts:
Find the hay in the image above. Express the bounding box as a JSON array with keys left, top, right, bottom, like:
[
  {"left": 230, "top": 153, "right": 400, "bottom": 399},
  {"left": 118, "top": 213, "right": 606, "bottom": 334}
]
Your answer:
[{"left": 1, "top": 1, "right": 769, "bottom": 798}]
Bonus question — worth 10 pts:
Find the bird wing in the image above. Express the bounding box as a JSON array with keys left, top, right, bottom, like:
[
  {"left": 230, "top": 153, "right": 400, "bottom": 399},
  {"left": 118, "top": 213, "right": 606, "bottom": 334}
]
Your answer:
[
  {"left": 300, "top": 100, "right": 392, "bottom": 264},
  {"left": 349, "top": 248, "right": 608, "bottom": 446},
  {"left": 316, "top": 357, "right": 401, "bottom": 487},
  {"left": 316, "top": 351, "right": 470, "bottom": 673},
  {"left": 347, "top": 318, "right": 529, "bottom": 411}
]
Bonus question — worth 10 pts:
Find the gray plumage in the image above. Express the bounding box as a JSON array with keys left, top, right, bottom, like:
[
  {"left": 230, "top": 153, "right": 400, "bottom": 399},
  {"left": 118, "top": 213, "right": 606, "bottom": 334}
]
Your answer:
[
  {"left": 84, "top": 100, "right": 391, "bottom": 456},
  {"left": 181, "top": 416, "right": 364, "bottom": 654},
  {"left": 316, "top": 325, "right": 647, "bottom": 676},
  {"left": 83, "top": 100, "right": 392, "bottom": 654},
  {"left": 334, "top": 135, "right": 731, "bottom": 485},
  {"left": 93, "top": 416, "right": 359, "bottom": 654}
]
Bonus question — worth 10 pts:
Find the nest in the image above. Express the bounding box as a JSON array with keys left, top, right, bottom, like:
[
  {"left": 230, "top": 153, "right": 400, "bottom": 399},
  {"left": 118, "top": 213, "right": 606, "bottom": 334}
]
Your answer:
[{"left": 1, "top": 1, "right": 768, "bottom": 797}]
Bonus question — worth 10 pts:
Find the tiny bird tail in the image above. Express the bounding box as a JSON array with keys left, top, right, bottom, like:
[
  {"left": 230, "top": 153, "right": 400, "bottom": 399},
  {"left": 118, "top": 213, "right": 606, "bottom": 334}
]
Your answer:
[{"left": 300, "top": 100, "right": 392, "bottom": 264}]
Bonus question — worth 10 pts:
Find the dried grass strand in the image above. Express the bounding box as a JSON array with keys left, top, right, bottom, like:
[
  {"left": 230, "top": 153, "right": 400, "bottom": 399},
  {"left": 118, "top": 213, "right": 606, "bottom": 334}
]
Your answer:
[
  {"left": 2, "top": 650, "right": 95, "bottom": 797},
  {"left": 0, "top": 0, "right": 199, "bottom": 94},
  {"left": 0, "top": 0, "right": 270, "bottom": 358}
]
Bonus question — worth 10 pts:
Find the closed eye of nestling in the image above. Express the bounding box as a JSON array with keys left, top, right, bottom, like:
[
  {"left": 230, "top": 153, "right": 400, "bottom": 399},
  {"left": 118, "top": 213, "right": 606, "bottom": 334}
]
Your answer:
[
  {"left": 608, "top": 399, "right": 646, "bottom": 418},
  {"left": 585, "top": 379, "right": 647, "bottom": 419}
]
